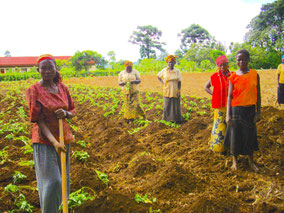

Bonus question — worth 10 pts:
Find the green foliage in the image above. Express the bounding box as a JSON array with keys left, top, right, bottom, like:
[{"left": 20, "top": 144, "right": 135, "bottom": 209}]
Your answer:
[
  {"left": 76, "top": 140, "right": 89, "bottom": 148},
  {"left": 157, "top": 119, "right": 181, "bottom": 128},
  {"left": 13, "top": 193, "right": 34, "bottom": 213},
  {"left": 18, "top": 160, "right": 34, "bottom": 168},
  {"left": 200, "top": 60, "right": 214, "bottom": 71},
  {"left": 4, "top": 183, "right": 19, "bottom": 193},
  {"left": 178, "top": 24, "right": 211, "bottom": 51},
  {"left": 134, "top": 193, "right": 156, "bottom": 204},
  {"left": 135, "top": 58, "right": 165, "bottom": 73},
  {"left": 13, "top": 171, "right": 27, "bottom": 184},
  {"left": 59, "top": 187, "right": 95, "bottom": 210},
  {"left": 70, "top": 50, "right": 106, "bottom": 75},
  {"left": 72, "top": 151, "right": 90, "bottom": 162},
  {"left": 129, "top": 25, "right": 166, "bottom": 59},
  {"left": 245, "top": 0, "right": 284, "bottom": 52},
  {"left": 95, "top": 170, "right": 109, "bottom": 186},
  {"left": 20, "top": 144, "right": 33, "bottom": 154},
  {"left": 0, "top": 146, "right": 9, "bottom": 164}
]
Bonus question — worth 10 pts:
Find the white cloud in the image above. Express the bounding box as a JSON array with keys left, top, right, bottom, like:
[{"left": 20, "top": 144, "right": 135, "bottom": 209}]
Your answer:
[{"left": 0, "top": 0, "right": 273, "bottom": 61}]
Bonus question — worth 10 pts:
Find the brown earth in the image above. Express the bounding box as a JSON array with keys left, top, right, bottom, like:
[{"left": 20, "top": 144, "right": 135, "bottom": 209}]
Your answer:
[
  {"left": 65, "top": 69, "right": 279, "bottom": 107},
  {"left": 0, "top": 72, "right": 283, "bottom": 213}
]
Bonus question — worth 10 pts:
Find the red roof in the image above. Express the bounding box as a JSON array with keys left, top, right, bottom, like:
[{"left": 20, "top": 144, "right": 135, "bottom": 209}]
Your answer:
[{"left": 0, "top": 56, "right": 71, "bottom": 67}]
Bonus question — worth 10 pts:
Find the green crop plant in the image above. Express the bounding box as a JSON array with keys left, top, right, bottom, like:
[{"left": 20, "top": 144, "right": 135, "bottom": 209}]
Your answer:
[
  {"left": 187, "top": 107, "right": 193, "bottom": 112},
  {"left": 13, "top": 193, "right": 34, "bottom": 213},
  {"left": 189, "top": 101, "right": 197, "bottom": 107},
  {"left": 201, "top": 104, "right": 207, "bottom": 109},
  {"left": 197, "top": 111, "right": 207, "bottom": 116},
  {"left": 18, "top": 160, "right": 34, "bottom": 169},
  {"left": 183, "top": 112, "right": 191, "bottom": 121},
  {"left": 200, "top": 99, "right": 205, "bottom": 103},
  {"left": 21, "top": 144, "right": 33, "bottom": 154},
  {"left": 149, "top": 207, "right": 162, "bottom": 213},
  {"left": 73, "top": 151, "right": 90, "bottom": 162},
  {"left": 16, "top": 106, "right": 26, "bottom": 119},
  {"left": 13, "top": 171, "right": 27, "bottom": 184},
  {"left": 76, "top": 140, "right": 90, "bottom": 148},
  {"left": 134, "top": 194, "right": 156, "bottom": 204},
  {"left": 59, "top": 187, "right": 95, "bottom": 211},
  {"left": 0, "top": 146, "right": 9, "bottom": 164},
  {"left": 157, "top": 119, "right": 181, "bottom": 128},
  {"left": 95, "top": 170, "right": 109, "bottom": 186},
  {"left": 4, "top": 184, "right": 19, "bottom": 193}
]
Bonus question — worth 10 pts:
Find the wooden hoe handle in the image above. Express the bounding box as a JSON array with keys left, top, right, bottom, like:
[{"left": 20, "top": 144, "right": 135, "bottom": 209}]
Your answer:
[{"left": 59, "top": 119, "right": 68, "bottom": 213}]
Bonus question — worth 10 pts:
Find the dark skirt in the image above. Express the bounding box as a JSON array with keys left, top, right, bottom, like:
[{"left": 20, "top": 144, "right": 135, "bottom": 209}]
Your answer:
[
  {"left": 277, "top": 83, "right": 284, "bottom": 104},
  {"left": 163, "top": 97, "right": 182, "bottom": 123},
  {"left": 224, "top": 106, "right": 259, "bottom": 155}
]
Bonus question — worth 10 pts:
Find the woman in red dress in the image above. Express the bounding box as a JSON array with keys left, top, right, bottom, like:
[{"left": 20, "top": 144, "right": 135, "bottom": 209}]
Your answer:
[{"left": 26, "top": 54, "right": 75, "bottom": 212}]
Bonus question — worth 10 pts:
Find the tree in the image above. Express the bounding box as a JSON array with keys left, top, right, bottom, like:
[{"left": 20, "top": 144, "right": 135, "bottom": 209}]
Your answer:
[
  {"left": 245, "top": 0, "right": 284, "bottom": 51},
  {"left": 129, "top": 25, "right": 166, "bottom": 59},
  {"left": 4, "top": 50, "right": 11, "bottom": 57},
  {"left": 70, "top": 50, "right": 106, "bottom": 75},
  {"left": 178, "top": 24, "right": 211, "bottom": 51}
]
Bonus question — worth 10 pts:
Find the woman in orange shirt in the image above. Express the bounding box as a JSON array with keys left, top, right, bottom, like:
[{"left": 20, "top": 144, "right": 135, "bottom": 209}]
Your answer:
[{"left": 224, "top": 49, "right": 261, "bottom": 172}]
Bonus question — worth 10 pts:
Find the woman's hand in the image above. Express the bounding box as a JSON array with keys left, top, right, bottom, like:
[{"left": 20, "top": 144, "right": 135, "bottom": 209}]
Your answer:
[
  {"left": 226, "top": 115, "right": 232, "bottom": 126},
  {"left": 55, "top": 108, "right": 67, "bottom": 119},
  {"left": 53, "top": 142, "right": 66, "bottom": 154},
  {"left": 119, "top": 82, "right": 126, "bottom": 86}
]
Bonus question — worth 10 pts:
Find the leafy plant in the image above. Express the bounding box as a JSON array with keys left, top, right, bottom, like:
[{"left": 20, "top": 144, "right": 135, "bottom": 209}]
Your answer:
[
  {"left": 0, "top": 146, "right": 9, "bottom": 164},
  {"left": 13, "top": 171, "right": 27, "bottom": 184},
  {"left": 72, "top": 151, "right": 90, "bottom": 162},
  {"left": 59, "top": 187, "right": 95, "bottom": 210},
  {"left": 20, "top": 144, "right": 33, "bottom": 154},
  {"left": 18, "top": 160, "right": 34, "bottom": 169},
  {"left": 4, "top": 183, "right": 19, "bottom": 193},
  {"left": 13, "top": 193, "right": 34, "bottom": 213},
  {"left": 134, "top": 193, "right": 156, "bottom": 204},
  {"left": 95, "top": 170, "right": 109, "bottom": 186},
  {"left": 76, "top": 140, "right": 89, "bottom": 148}
]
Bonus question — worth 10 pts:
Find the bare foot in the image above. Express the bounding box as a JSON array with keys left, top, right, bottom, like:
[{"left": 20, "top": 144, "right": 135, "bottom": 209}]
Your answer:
[
  {"left": 250, "top": 163, "right": 259, "bottom": 172},
  {"left": 231, "top": 164, "right": 237, "bottom": 171}
]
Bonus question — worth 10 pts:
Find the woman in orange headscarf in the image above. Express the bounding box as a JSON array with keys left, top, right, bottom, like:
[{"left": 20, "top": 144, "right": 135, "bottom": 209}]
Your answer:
[
  {"left": 157, "top": 55, "right": 182, "bottom": 123},
  {"left": 26, "top": 54, "right": 75, "bottom": 212},
  {"left": 118, "top": 60, "right": 145, "bottom": 120},
  {"left": 205, "top": 55, "right": 233, "bottom": 153}
]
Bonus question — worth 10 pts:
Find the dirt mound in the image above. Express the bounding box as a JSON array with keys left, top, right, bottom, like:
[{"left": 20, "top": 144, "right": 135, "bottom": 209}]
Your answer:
[{"left": 0, "top": 85, "right": 283, "bottom": 212}]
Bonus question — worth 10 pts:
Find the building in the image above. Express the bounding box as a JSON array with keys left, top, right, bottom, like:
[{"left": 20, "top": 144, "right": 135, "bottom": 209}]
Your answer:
[{"left": 0, "top": 56, "right": 71, "bottom": 73}]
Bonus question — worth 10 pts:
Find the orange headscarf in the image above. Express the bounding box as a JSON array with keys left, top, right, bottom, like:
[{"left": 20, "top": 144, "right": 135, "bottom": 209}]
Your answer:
[
  {"left": 166, "top": 55, "right": 177, "bottom": 63},
  {"left": 124, "top": 60, "right": 133, "bottom": 67},
  {"left": 37, "top": 54, "right": 56, "bottom": 65}
]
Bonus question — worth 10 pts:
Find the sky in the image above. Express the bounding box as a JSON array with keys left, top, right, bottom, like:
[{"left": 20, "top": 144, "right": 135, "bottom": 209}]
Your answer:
[{"left": 0, "top": 0, "right": 275, "bottom": 62}]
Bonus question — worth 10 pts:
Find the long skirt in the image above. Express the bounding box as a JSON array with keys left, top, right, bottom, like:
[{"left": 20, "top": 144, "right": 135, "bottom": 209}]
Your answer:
[
  {"left": 163, "top": 97, "right": 182, "bottom": 123},
  {"left": 277, "top": 83, "right": 284, "bottom": 104},
  {"left": 210, "top": 107, "right": 227, "bottom": 153},
  {"left": 33, "top": 143, "right": 70, "bottom": 213},
  {"left": 224, "top": 106, "right": 259, "bottom": 155},
  {"left": 122, "top": 91, "right": 145, "bottom": 119}
]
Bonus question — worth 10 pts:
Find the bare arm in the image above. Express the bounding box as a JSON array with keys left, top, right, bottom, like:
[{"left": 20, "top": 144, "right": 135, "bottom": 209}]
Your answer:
[
  {"left": 157, "top": 77, "right": 164, "bottom": 85},
  {"left": 255, "top": 74, "right": 261, "bottom": 121},
  {"left": 37, "top": 119, "right": 66, "bottom": 153},
  {"left": 119, "top": 81, "right": 126, "bottom": 86},
  {"left": 226, "top": 81, "right": 233, "bottom": 124},
  {"left": 55, "top": 108, "right": 75, "bottom": 119},
  {"left": 131, "top": 79, "right": 141, "bottom": 84},
  {"left": 277, "top": 74, "right": 280, "bottom": 87},
  {"left": 204, "top": 79, "right": 212, "bottom": 95}
]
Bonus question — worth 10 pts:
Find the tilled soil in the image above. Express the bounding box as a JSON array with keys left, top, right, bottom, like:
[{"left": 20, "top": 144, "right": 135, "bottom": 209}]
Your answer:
[{"left": 0, "top": 76, "right": 283, "bottom": 212}]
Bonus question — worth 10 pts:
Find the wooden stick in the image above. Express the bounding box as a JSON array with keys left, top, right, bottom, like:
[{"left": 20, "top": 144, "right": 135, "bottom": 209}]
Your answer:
[{"left": 59, "top": 119, "right": 68, "bottom": 213}]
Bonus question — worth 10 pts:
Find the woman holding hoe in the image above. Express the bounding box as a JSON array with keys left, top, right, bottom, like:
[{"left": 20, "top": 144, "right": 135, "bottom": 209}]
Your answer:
[
  {"left": 224, "top": 49, "right": 261, "bottom": 172},
  {"left": 118, "top": 60, "right": 145, "bottom": 120},
  {"left": 26, "top": 54, "right": 75, "bottom": 212},
  {"left": 205, "top": 55, "right": 233, "bottom": 153},
  {"left": 157, "top": 55, "right": 182, "bottom": 124}
]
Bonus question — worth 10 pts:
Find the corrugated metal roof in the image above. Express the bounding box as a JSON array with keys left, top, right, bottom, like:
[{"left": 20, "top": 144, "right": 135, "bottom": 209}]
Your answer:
[{"left": 0, "top": 56, "right": 71, "bottom": 67}]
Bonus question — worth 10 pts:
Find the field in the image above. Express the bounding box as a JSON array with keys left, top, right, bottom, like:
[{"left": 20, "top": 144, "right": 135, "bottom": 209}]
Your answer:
[{"left": 0, "top": 70, "right": 283, "bottom": 212}]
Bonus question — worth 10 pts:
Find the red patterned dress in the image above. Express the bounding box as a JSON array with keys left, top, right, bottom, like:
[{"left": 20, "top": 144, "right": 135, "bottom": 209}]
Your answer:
[{"left": 26, "top": 82, "right": 75, "bottom": 145}]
